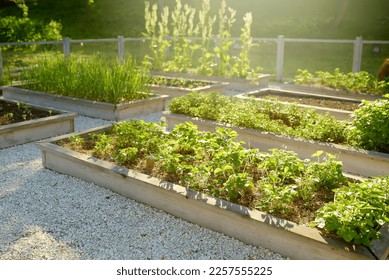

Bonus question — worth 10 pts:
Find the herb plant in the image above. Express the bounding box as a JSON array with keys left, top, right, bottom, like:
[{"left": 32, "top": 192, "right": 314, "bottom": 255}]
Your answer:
[{"left": 19, "top": 55, "right": 152, "bottom": 104}]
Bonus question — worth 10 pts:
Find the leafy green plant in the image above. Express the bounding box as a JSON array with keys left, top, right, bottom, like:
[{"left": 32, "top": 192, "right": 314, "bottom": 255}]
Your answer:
[
  {"left": 68, "top": 135, "right": 86, "bottom": 151},
  {"left": 294, "top": 68, "right": 389, "bottom": 95},
  {"left": 19, "top": 55, "right": 152, "bottom": 104},
  {"left": 347, "top": 95, "right": 389, "bottom": 153},
  {"left": 0, "top": 17, "right": 62, "bottom": 50},
  {"left": 0, "top": 0, "right": 62, "bottom": 50},
  {"left": 16, "top": 101, "right": 32, "bottom": 121},
  {"left": 305, "top": 150, "right": 348, "bottom": 190},
  {"left": 0, "top": 99, "right": 56, "bottom": 125},
  {"left": 169, "top": 92, "right": 347, "bottom": 144},
  {"left": 150, "top": 76, "right": 214, "bottom": 89},
  {"left": 169, "top": 92, "right": 389, "bottom": 154},
  {"left": 0, "top": 112, "right": 14, "bottom": 125},
  {"left": 61, "top": 119, "right": 389, "bottom": 246},
  {"left": 311, "top": 176, "right": 389, "bottom": 247}
]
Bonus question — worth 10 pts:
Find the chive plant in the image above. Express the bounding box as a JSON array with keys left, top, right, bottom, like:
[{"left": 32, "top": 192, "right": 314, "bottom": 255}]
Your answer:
[{"left": 20, "top": 55, "right": 152, "bottom": 104}]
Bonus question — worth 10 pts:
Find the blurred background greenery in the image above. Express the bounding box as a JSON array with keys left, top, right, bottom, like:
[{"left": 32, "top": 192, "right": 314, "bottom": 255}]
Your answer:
[{"left": 1, "top": 0, "right": 388, "bottom": 80}]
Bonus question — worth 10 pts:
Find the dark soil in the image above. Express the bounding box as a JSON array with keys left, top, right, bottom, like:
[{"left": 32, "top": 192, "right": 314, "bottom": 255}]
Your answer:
[
  {"left": 262, "top": 95, "right": 360, "bottom": 111},
  {"left": 0, "top": 100, "right": 58, "bottom": 125}
]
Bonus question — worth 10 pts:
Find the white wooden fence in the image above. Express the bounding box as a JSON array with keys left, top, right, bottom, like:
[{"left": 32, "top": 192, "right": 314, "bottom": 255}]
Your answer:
[{"left": 1, "top": 35, "right": 389, "bottom": 81}]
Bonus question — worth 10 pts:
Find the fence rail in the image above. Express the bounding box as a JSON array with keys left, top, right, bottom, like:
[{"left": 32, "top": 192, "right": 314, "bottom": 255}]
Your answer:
[{"left": 1, "top": 35, "right": 389, "bottom": 81}]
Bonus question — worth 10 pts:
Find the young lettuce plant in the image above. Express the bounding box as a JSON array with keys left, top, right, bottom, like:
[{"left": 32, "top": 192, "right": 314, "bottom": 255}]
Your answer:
[
  {"left": 347, "top": 95, "right": 389, "bottom": 153},
  {"left": 311, "top": 176, "right": 389, "bottom": 247}
]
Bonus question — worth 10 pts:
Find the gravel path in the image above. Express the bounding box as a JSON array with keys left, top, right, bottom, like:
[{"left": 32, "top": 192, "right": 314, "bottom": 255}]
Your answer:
[{"left": 0, "top": 112, "right": 286, "bottom": 260}]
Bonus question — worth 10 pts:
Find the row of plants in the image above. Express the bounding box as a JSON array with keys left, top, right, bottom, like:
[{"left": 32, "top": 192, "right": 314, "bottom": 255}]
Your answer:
[
  {"left": 19, "top": 55, "right": 152, "bottom": 104},
  {"left": 62, "top": 120, "right": 388, "bottom": 247},
  {"left": 143, "top": 0, "right": 261, "bottom": 79},
  {"left": 168, "top": 92, "right": 389, "bottom": 153},
  {"left": 150, "top": 76, "right": 214, "bottom": 89},
  {"left": 294, "top": 68, "right": 389, "bottom": 95}
]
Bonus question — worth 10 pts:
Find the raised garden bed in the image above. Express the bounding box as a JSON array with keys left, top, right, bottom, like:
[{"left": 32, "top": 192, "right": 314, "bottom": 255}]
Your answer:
[
  {"left": 163, "top": 112, "right": 389, "bottom": 178},
  {"left": 35, "top": 122, "right": 389, "bottom": 260},
  {"left": 149, "top": 76, "right": 228, "bottom": 99},
  {"left": 0, "top": 99, "right": 76, "bottom": 148},
  {"left": 1, "top": 86, "right": 168, "bottom": 121},
  {"left": 238, "top": 88, "right": 360, "bottom": 120},
  {"left": 289, "top": 69, "right": 388, "bottom": 101},
  {"left": 280, "top": 83, "right": 382, "bottom": 102},
  {"left": 152, "top": 71, "right": 271, "bottom": 92}
]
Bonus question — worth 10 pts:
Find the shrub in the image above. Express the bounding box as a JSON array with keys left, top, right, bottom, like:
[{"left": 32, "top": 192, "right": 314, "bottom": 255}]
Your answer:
[{"left": 0, "top": 16, "right": 62, "bottom": 49}]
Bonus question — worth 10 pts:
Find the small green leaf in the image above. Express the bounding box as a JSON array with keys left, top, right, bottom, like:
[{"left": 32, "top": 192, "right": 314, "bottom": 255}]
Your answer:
[
  {"left": 214, "top": 167, "right": 223, "bottom": 176},
  {"left": 311, "top": 150, "right": 324, "bottom": 158}
]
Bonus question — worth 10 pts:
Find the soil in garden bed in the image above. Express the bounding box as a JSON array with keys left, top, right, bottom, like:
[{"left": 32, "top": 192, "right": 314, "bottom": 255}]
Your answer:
[
  {"left": 0, "top": 100, "right": 58, "bottom": 125},
  {"left": 151, "top": 76, "right": 215, "bottom": 89},
  {"left": 261, "top": 95, "right": 360, "bottom": 111}
]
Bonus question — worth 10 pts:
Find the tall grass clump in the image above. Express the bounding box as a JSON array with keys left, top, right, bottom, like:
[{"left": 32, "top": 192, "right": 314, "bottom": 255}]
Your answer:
[{"left": 20, "top": 56, "right": 152, "bottom": 104}]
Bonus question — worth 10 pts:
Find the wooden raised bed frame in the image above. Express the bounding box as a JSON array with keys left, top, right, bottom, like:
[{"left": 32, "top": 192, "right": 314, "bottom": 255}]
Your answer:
[
  {"left": 151, "top": 71, "right": 271, "bottom": 92},
  {"left": 150, "top": 76, "right": 228, "bottom": 99},
  {"left": 1, "top": 86, "right": 168, "bottom": 121},
  {"left": 237, "top": 88, "right": 360, "bottom": 120},
  {"left": 1, "top": 99, "right": 76, "bottom": 149}
]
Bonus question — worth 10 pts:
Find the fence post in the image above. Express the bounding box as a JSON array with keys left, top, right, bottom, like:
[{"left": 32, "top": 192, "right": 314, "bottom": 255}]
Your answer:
[
  {"left": 276, "top": 35, "right": 285, "bottom": 82},
  {"left": 118, "top": 36, "right": 124, "bottom": 64},
  {"left": 352, "top": 36, "right": 363, "bottom": 73},
  {"left": 63, "top": 37, "right": 71, "bottom": 58},
  {"left": 0, "top": 48, "right": 3, "bottom": 76}
]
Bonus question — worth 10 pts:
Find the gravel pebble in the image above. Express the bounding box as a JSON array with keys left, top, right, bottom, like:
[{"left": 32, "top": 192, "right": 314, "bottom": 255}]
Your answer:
[{"left": 0, "top": 114, "right": 286, "bottom": 260}]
